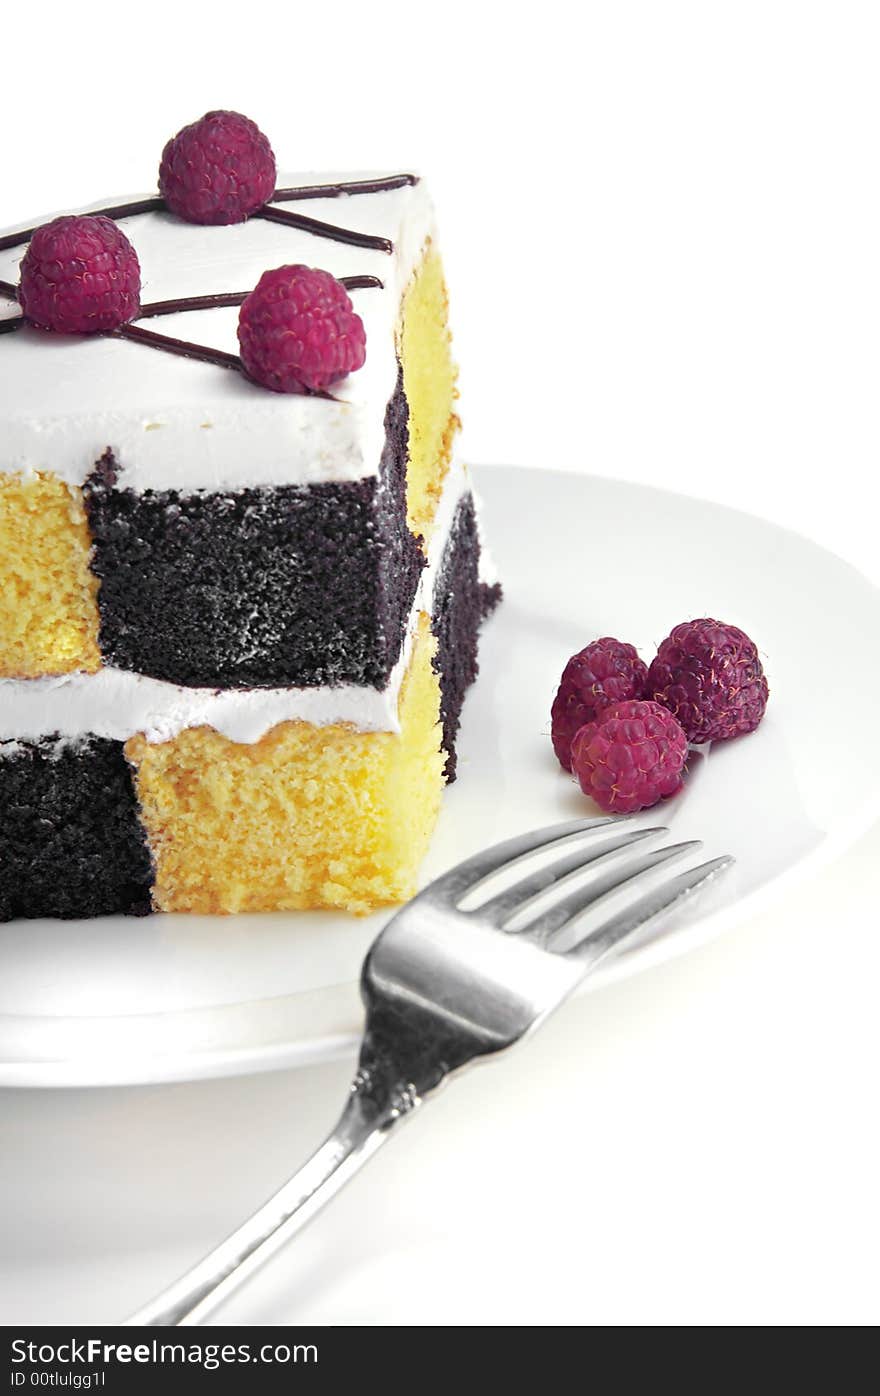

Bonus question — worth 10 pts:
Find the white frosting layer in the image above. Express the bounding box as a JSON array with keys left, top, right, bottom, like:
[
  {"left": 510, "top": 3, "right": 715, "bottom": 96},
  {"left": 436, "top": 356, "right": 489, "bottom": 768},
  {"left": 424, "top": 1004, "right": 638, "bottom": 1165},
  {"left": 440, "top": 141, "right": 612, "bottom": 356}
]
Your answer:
[
  {"left": 0, "top": 174, "right": 435, "bottom": 492},
  {"left": 0, "top": 464, "right": 470, "bottom": 746}
]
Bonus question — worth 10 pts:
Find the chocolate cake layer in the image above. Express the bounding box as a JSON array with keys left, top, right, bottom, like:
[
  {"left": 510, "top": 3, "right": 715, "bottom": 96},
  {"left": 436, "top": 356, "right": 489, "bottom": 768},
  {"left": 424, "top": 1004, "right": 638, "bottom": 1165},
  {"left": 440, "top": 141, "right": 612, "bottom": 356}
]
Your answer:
[
  {"left": 83, "top": 372, "right": 423, "bottom": 689},
  {"left": 0, "top": 737, "right": 153, "bottom": 921},
  {"left": 431, "top": 494, "right": 501, "bottom": 781}
]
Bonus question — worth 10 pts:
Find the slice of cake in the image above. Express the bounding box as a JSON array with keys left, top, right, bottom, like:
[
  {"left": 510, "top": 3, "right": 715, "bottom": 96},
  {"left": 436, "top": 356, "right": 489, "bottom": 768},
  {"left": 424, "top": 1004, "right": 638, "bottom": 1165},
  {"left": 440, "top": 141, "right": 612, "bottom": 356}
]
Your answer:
[{"left": 0, "top": 111, "right": 499, "bottom": 919}]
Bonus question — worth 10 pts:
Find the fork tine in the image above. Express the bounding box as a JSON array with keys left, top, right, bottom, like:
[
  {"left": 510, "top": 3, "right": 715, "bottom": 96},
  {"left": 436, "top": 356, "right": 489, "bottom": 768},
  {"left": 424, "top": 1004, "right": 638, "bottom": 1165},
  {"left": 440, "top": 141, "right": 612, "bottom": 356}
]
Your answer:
[
  {"left": 517, "top": 840, "right": 703, "bottom": 941},
  {"left": 558, "top": 855, "right": 735, "bottom": 965},
  {"left": 415, "top": 816, "right": 627, "bottom": 905},
  {"left": 473, "top": 826, "right": 668, "bottom": 926}
]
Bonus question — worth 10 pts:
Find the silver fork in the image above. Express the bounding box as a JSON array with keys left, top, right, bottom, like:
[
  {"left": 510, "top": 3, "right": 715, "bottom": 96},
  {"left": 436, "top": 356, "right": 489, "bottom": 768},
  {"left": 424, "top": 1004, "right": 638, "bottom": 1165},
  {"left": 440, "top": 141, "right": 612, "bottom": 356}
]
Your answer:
[{"left": 127, "top": 817, "right": 732, "bottom": 1327}]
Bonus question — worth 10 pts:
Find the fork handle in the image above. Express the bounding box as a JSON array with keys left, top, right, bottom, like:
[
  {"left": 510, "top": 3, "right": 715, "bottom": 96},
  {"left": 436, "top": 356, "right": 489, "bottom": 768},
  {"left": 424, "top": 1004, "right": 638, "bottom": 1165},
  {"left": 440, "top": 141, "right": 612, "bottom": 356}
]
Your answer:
[{"left": 125, "top": 1087, "right": 407, "bottom": 1327}]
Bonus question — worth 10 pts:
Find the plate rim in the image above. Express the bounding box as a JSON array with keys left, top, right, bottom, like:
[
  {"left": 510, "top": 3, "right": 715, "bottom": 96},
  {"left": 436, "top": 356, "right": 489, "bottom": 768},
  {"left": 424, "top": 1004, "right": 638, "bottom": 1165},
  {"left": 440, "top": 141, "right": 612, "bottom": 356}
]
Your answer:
[{"left": 3, "top": 466, "right": 879, "bottom": 1089}]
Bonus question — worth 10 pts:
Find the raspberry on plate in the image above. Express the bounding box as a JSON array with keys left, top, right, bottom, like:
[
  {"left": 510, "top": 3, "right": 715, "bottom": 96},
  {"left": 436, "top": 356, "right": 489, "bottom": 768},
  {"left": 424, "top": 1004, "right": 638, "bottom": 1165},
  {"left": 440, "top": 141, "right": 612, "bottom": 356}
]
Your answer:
[
  {"left": 570, "top": 699, "right": 688, "bottom": 814},
  {"left": 18, "top": 216, "right": 141, "bottom": 334},
  {"left": 647, "top": 618, "right": 769, "bottom": 744},
  {"left": 159, "top": 110, "right": 276, "bottom": 225},
  {"left": 238, "top": 265, "right": 367, "bottom": 394},
  {"left": 550, "top": 637, "right": 648, "bottom": 772}
]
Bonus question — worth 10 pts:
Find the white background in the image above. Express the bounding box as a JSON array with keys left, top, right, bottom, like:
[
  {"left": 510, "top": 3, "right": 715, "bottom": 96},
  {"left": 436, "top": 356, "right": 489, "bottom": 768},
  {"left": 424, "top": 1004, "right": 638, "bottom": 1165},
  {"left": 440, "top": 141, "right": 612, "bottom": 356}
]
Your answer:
[{"left": 1, "top": 0, "right": 878, "bottom": 1327}]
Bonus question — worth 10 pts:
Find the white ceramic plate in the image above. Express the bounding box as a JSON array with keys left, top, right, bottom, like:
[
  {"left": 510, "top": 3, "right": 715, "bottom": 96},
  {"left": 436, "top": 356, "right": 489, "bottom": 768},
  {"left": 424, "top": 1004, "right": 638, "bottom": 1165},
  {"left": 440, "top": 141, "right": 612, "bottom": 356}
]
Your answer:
[{"left": 3, "top": 466, "right": 879, "bottom": 1088}]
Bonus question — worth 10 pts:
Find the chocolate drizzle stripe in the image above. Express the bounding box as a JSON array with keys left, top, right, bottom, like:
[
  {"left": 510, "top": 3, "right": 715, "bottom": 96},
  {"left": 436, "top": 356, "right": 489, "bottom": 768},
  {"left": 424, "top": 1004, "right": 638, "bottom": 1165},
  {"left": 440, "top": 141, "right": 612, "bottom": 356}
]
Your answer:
[
  {"left": 0, "top": 198, "right": 166, "bottom": 253},
  {"left": 272, "top": 174, "right": 418, "bottom": 202},
  {"left": 2, "top": 275, "right": 383, "bottom": 359},
  {"left": 73, "top": 196, "right": 166, "bottom": 223},
  {"left": 135, "top": 276, "right": 383, "bottom": 320},
  {"left": 341, "top": 275, "right": 385, "bottom": 291},
  {"left": 255, "top": 206, "right": 392, "bottom": 253},
  {"left": 115, "top": 323, "right": 243, "bottom": 372},
  {"left": 112, "top": 323, "right": 336, "bottom": 398},
  {"left": 0, "top": 279, "right": 18, "bottom": 300},
  {"left": 137, "top": 292, "right": 250, "bottom": 318}
]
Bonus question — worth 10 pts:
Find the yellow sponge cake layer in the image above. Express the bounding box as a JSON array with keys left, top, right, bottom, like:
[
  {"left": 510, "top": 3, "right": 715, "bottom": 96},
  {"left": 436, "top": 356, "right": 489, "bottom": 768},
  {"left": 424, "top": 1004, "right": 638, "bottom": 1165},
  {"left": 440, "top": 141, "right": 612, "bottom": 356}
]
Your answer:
[
  {"left": 399, "top": 244, "right": 460, "bottom": 540},
  {"left": 127, "top": 615, "right": 445, "bottom": 915},
  {"left": 0, "top": 472, "right": 101, "bottom": 678}
]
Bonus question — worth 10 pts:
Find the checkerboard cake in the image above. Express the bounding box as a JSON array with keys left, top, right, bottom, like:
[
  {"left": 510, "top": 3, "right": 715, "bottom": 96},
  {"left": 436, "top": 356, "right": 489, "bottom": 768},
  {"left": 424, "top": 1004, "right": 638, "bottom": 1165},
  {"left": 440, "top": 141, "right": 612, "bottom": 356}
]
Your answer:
[{"left": 0, "top": 142, "right": 499, "bottom": 919}]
